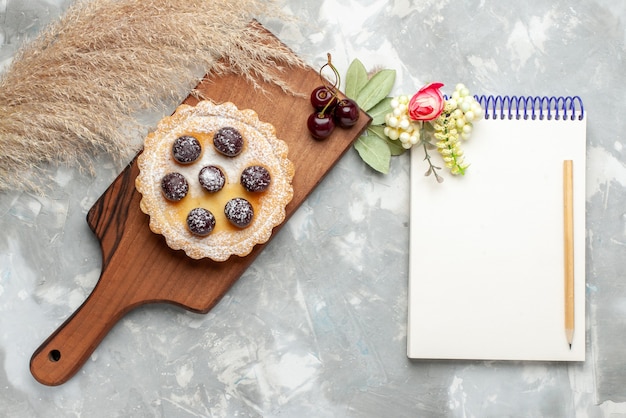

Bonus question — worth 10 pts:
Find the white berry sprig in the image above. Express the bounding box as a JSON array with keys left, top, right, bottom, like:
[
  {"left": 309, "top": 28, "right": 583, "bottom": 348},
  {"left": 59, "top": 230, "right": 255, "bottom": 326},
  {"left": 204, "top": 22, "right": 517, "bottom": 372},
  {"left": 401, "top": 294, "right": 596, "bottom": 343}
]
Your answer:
[
  {"left": 429, "top": 84, "right": 483, "bottom": 175},
  {"left": 384, "top": 95, "right": 421, "bottom": 149},
  {"left": 382, "top": 83, "right": 482, "bottom": 180},
  {"left": 343, "top": 58, "right": 483, "bottom": 180}
]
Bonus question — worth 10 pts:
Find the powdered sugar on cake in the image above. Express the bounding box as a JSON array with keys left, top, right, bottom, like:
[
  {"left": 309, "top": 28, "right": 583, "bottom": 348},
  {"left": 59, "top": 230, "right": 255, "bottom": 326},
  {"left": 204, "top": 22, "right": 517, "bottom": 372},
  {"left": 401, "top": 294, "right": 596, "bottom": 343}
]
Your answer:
[{"left": 135, "top": 101, "right": 294, "bottom": 261}]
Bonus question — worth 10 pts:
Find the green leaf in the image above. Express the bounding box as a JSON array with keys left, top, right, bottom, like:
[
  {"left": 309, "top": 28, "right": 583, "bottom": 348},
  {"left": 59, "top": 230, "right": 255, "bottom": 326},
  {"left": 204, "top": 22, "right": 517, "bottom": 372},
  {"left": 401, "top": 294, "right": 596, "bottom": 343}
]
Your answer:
[
  {"left": 355, "top": 69, "right": 396, "bottom": 111},
  {"left": 345, "top": 59, "right": 368, "bottom": 100},
  {"left": 367, "top": 97, "right": 393, "bottom": 125},
  {"left": 386, "top": 137, "right": 407, "bottom": 156},
  {"left": 354, "top": 133, "right": 391, "bottom": 174},
  {"left": 367, "top": 125, "right": 387, "bottom": 140},
  {"left": 368, "top": 126, "right": 406, "bottom": 156}
]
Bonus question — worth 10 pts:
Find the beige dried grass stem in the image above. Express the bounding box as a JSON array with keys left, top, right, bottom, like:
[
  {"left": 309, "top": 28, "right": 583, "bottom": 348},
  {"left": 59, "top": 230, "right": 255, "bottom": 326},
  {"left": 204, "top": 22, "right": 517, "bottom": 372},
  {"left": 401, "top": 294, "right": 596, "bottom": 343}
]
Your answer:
[{"left": 0, "top": 0, "right": 304, "bottom": 192}]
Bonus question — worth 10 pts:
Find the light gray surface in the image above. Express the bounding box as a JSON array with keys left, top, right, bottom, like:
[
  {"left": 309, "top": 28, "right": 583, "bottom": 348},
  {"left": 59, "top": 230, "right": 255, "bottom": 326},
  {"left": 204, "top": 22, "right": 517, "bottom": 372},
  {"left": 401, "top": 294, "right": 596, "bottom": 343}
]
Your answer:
[{"left": 1, "top": 0, "right": 625, "bottom": 416}]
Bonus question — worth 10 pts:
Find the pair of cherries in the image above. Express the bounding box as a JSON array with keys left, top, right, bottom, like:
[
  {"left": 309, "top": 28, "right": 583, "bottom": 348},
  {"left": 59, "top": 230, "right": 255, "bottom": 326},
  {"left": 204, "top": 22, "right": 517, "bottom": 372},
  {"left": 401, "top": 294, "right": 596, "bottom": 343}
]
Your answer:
[{"left": 307, "top": 55, "right": 359, "bottom": 140}]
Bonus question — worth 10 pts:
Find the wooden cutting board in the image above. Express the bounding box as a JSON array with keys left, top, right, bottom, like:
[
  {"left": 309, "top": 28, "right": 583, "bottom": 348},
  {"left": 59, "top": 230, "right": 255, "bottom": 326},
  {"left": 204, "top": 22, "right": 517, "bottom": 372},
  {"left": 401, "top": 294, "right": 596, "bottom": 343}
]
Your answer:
[{"left": 29, "top": 26, "right": 371, "bottom": 386}]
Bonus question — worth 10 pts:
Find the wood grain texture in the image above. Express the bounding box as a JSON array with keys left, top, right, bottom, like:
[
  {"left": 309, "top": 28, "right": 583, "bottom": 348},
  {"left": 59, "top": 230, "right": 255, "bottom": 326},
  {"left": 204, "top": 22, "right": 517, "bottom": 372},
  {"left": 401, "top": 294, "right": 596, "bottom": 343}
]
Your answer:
[{"left": 29, "top": 26, "right": 371, "bottom": 386}]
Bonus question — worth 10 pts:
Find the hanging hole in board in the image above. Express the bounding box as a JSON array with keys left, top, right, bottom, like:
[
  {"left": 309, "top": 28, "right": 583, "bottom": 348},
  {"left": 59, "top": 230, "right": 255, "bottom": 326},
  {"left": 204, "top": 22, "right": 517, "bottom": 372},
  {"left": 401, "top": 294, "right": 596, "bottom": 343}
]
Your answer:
[{"left": 49, "top": 349, "right": 61, "bottom": 362}]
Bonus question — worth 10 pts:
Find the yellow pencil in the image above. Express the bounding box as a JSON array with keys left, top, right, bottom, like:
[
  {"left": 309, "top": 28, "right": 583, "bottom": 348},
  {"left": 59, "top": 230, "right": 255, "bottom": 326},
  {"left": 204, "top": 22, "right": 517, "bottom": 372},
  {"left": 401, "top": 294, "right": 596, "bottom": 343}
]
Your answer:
[{"left": 563, "top": 160, "right": 575, "bottom": 349}]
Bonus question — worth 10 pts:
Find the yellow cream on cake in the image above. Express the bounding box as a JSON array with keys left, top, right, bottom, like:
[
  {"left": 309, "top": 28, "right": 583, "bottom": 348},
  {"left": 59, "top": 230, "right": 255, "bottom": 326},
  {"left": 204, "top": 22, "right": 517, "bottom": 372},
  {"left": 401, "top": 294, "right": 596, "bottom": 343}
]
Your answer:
[{"left": 135, "top": 101, "right": 294, "bottom": 261}]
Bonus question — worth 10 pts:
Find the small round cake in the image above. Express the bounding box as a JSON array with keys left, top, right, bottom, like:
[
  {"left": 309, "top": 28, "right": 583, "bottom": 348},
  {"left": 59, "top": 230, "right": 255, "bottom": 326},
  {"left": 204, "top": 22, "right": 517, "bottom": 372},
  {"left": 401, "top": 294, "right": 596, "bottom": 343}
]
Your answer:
[{"left": 136, "top": 101, "right": 295, "bottom": 261}]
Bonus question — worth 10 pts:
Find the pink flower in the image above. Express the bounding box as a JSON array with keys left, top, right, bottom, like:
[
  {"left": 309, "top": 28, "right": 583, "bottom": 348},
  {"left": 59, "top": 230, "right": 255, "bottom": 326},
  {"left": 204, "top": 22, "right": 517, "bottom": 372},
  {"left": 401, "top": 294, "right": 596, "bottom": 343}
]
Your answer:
[{"left": 408, "top": 82, "right": 445, "bottom": 121}]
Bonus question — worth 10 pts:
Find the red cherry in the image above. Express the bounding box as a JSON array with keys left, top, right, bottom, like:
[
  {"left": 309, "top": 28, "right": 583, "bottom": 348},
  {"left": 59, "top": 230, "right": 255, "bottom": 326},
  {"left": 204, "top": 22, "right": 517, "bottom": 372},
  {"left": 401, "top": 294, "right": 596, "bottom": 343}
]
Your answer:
[
  {"left": 310, "top": 86, "right": 338, "bottom": 111},
  {"left": 307, "top": 112, "right": 335, "bottom": 140},
  {"left": 333, "top": 98, "right": 360, "bottom": 128}
]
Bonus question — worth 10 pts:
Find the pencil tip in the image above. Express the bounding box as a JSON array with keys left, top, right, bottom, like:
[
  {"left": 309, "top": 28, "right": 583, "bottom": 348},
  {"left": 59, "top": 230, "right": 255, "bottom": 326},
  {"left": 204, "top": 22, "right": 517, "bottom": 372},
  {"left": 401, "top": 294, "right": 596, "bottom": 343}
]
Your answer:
[{"left": 569, "top": 343, "right": 572, "bottom": 350}]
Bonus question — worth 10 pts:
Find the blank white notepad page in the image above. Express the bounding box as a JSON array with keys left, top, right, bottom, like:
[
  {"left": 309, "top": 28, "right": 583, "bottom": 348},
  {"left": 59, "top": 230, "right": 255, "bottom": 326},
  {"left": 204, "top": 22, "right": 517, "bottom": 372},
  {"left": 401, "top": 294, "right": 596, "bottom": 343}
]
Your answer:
[{"left": 407, "top": 114, "right": 586, "bottom": 361}]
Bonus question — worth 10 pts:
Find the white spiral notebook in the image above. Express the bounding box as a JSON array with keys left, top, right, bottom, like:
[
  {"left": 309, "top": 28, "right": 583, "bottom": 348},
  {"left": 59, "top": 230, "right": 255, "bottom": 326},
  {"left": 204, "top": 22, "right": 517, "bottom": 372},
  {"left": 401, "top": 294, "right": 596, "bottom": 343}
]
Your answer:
[{"left": 407, "top": 96, "right": 586, "bottom": 361}]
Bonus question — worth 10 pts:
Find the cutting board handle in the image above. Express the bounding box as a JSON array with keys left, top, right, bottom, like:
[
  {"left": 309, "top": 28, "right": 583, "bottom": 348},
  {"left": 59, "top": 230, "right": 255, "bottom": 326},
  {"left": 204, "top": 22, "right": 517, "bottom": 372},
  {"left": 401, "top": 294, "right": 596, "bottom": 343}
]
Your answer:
[
  {"left": 30, "top": 276, "right": 134, "bottom": 386},
  {"left": 28, "top": 28, "right": 372, "bottom": 384}
]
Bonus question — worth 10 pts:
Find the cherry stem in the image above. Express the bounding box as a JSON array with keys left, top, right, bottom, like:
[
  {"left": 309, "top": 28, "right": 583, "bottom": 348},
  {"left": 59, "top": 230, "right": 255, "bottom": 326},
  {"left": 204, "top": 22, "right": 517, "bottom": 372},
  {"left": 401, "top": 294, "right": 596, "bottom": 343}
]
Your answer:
[
  {"left": 318, "top": 95, "right": 335, "bottom": 117},
  {"left": 319, "top": 53, "right": 341, "bottom": 95}
]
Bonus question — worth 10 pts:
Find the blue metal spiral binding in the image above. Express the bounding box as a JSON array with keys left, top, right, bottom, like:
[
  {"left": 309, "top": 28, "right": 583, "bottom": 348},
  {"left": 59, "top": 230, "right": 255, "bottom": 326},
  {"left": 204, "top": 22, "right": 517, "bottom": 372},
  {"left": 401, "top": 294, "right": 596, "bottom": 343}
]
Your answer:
[{"left": 473, "top": 95, "right": 584, "bottom": 121}]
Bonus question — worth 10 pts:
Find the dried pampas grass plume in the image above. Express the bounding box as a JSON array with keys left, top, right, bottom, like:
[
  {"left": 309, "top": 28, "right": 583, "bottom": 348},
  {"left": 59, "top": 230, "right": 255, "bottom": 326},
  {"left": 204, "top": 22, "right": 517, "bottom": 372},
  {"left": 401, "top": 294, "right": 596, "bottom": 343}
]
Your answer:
[{"left": 0, "top": 0, "right": 304, "bottom": 192}]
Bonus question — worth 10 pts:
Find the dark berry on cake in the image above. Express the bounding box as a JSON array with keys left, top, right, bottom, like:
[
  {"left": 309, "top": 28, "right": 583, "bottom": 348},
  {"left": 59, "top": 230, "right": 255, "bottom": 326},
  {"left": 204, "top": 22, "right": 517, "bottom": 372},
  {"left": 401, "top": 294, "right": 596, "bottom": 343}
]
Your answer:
[
  {"left": 186, "top": 207, "right": 216, "bottom": 236},
  {"left": 240, "top": 165, "right": 271, "bottom": 192},
  {"left": 172, "top": 135, "right": 202, "bottom": 164},
  {"left": 213, "top": 127, "right": 244, "bottom": 157},
  {"left": 161, "top": 172, "right": 189, "bottom": 201},
  {"left": 224, "top": 198, "right": 254, "bottom": 228},
  {"left": 198, "top": 165, "right": 226, "bottom": 193}
]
